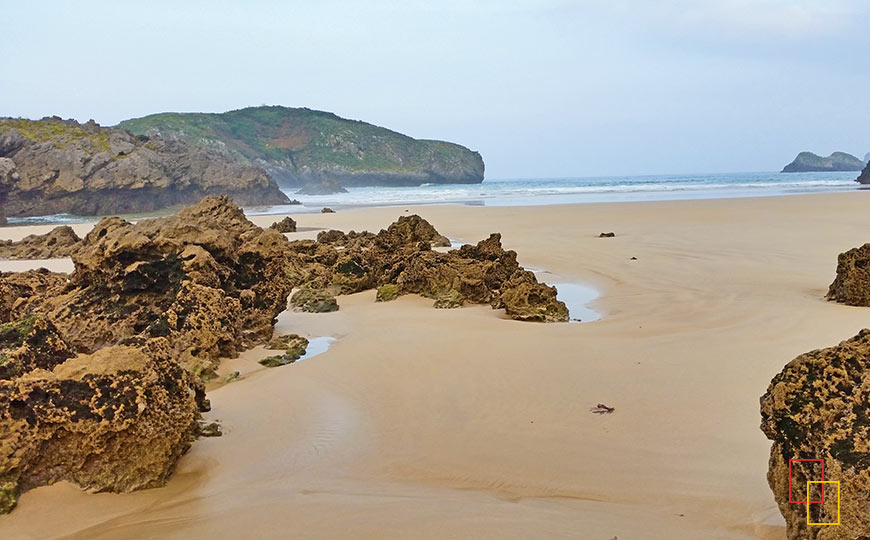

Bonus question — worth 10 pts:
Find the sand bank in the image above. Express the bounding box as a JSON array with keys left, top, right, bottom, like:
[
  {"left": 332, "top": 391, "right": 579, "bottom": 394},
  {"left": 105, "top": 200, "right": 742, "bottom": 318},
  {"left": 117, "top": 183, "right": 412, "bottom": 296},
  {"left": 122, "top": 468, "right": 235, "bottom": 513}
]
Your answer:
[{"left": 4, "top": 192, "right": 870, "bottom": 539}]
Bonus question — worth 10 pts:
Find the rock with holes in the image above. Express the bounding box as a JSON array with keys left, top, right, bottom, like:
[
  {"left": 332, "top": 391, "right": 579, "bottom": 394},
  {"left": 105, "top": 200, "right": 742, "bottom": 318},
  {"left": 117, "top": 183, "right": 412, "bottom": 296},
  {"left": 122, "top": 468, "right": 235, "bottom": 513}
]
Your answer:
[
  {"left": 0, "top": 339, "right": 202, "bottom": 514},
  {"left": 0, "top": 226, "right": 81, "bottom": 259},
  {"left": 761, "top": 329, "right": 870, "bottom": 539},
  {"left": 827, "top": 243, "right": 870, "bottom": 306}
]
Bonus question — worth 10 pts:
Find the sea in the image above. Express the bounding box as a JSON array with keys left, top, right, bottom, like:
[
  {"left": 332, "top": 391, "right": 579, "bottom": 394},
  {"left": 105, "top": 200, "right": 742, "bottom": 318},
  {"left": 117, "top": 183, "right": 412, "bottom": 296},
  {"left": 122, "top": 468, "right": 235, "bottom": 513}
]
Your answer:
[{"left": 7, "top": 171, "right": 864, "bottom": 224}]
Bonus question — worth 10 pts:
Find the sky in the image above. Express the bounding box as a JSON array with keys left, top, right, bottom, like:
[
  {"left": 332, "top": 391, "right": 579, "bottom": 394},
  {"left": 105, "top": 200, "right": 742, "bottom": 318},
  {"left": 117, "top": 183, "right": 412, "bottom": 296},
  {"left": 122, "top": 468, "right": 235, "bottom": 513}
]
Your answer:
[{"left": 1, "top": 0, "right": 868, "bottom": 178}]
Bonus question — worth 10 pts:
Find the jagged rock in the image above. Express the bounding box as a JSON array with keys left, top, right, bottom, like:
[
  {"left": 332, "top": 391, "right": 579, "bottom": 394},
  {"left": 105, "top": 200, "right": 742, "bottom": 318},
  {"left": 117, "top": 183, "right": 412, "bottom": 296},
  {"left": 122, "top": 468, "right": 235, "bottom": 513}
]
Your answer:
[
  {"left": 296, "top": 179, "right": 348, "bottom": 195},
  {"left": 0, "top": 269, "right": 68, "bottom": 323},
  {"left": 321, "top": 207, "right": 335, "bottom": 213},
  {"left": 0, "top": 117, "right": 292, "bottom": 218},
  {"left": 269, "top": 216, "right": 297, "bottom": 233},
  {"left": 760, "top": 329, "right": 870, "bottom": 539},
  {"left": 827, "top": 243, "right": 870, "bottom": 306},
  {"left": 0, "top": 315, "right": 75, "bottom": 380},
  {"left": 379, "top": 214, "right": 450, "bottom": 248},
  {"left": 301, "top": 222, "right": 567, "bottom": 321},
  {"left": 196, "top": 421, "right": 222, "bottom": 438},
  {"left": 0, "top": 339, "right": 201, "bottom": 514},
  {"left": 290, "top": 288, "right": 339, "bottom": 313},
  {"left": 222, "top": 371, "right": 240, "bottom": 383},
  {"left": 0, "top": 226, "right": 81, "bottom": 259},
  {"left": 14, "top": 196, "right": 299, "bottom": 379},
  {"left": 497, "top": 272, "right": 569, "bottom": 322},
  {"left": 267, "top": 333, "right": 309, "bottom": 360}
]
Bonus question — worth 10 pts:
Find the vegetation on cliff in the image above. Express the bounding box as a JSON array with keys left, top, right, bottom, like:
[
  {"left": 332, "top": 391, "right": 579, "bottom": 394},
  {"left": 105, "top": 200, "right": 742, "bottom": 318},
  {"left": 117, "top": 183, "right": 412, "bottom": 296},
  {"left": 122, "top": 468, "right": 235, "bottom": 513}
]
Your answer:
[{"left": 118, "top": 106, "right": 485, "bottom": 187}]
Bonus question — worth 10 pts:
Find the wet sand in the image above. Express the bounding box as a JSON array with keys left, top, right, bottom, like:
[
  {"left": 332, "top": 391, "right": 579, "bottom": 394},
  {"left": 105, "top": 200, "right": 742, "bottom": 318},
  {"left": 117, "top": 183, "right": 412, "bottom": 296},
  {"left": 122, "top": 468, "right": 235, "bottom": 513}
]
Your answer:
[{"left": 4, "top": 192, "right": 870, "bottom": 539}]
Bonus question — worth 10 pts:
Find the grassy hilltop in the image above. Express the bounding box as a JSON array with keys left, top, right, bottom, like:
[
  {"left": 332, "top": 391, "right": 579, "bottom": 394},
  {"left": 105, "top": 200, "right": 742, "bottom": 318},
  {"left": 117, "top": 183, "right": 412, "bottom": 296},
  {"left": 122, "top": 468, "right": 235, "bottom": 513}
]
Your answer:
[{"left": 118, "top": 106, "right": 485, "bottom": 187}]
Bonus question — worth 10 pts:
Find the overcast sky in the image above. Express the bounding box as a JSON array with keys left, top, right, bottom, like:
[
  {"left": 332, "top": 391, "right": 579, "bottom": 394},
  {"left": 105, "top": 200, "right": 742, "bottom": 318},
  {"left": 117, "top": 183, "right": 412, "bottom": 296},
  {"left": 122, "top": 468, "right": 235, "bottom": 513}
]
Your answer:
[{"left": 2, "top": 0, "right": 868, "bottom": 178}]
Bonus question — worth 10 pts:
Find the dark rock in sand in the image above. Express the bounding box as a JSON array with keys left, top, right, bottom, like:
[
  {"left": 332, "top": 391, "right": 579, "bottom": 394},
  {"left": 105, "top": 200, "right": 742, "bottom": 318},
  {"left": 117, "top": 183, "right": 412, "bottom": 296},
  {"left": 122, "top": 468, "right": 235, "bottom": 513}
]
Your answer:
[
  {"left": 760, "top": 329, "right": 870, "bottom": 539},
  {"left": 290, "top": 288, "right": 339, "bottom": 313},
  {"left": 827, "top": 243, "right": 870, "bottom": 306},
  {"left": 322, "top": 207, "right": 336, "bottom": 213},
  {"left": 599, "top": 232, "right": 615, "bottom": 238},
  {"left": 0, "top": 225, "right": 81, "bottom": 259},
  {"left": 267, "top": 333, "right": 309, "bottom": 361},
  {"left": 269, "top": 216, "right": 297, "bottom": 233}
]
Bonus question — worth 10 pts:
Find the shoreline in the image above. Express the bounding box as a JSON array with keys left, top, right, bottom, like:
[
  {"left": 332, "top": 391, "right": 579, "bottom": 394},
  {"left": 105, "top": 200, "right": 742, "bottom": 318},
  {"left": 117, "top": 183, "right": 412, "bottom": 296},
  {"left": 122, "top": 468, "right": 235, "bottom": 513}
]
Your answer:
[{"left": 3, "top": 191, "right": 870, "bottom": 538}]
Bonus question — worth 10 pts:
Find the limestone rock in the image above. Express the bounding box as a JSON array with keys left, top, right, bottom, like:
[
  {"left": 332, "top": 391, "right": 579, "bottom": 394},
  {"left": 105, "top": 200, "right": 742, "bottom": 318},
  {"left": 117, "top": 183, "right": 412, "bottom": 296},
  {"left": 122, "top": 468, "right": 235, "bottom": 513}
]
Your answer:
[
  {"left": 0, "top": 157, "right": 18, "bottom": 225},
  {"left": 290, "top": 288, "right": 339, "bottom": 313},
  {"left": 0, "top": 117, "right": 292, "bottom": 218},
  {"left": 0, "top": 225, "right": 81, "bottom": 259},
  {"left": 827, "top": 243, "right": 870, "bottom": 306},
  {"left": 0, "top": 339, "right": 201, "bottom": 514},
  {"left": 269, "top": 216, "right": 296, "bottom": 233},
  {"left": 0, "top": 315, "right": 75, "bottom": 380},
  {"left": 761, "top": 329, "right": 870, "bottom": 539},
  {"left": 378, "top": 214, "right": 450, "bottom": 248}
]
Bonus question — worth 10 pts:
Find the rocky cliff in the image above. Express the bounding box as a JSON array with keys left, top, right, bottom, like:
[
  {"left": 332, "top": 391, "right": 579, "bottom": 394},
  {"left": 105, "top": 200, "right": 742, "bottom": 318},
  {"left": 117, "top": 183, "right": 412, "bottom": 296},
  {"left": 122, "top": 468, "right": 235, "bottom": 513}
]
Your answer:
[
  {"left": 781, "top": 151, "right": 866, "bottom": 173},
  {"left": 0, "top": 117, "right": 291, "bottom": 218},
  {"left": 857, "top": 161, "right": 870, "bottom": 184},
  {"left": 118, "top": 106, "right": 485, "bottom": 188}
]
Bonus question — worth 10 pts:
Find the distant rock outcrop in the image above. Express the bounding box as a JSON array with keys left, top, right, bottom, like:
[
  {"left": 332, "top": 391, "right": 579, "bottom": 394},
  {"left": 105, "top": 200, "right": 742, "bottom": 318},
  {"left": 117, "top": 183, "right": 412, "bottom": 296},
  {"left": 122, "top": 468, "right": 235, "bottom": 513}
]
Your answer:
[
  {"left": 0, "top": 226, "right": 81, "bottom": 259},
  {"left": 0, "top": 117, "right": 292, "bottom": 218},
  {"left": 857, "top": 162, "right": 870, "bottom": 185},
  {"left": 296, "top": 179, "right": 348, "bottom": 195},
  {"left": 761, "top": 329, "right": 870, "bottom": 539},
  {"left": 781, "top": 151, "right": 866, "bottom": 173},
  {"left": 118, "top": 106, "right": 485, "bottom": 188}
]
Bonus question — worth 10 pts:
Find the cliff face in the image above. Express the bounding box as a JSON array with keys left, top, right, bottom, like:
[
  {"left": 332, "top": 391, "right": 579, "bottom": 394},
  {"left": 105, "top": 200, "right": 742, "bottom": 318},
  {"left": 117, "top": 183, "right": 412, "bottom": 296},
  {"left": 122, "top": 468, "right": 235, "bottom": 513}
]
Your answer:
[
  {"left": 118, "top": 106, "right": 485, "bottom": 188},
  {"left": 0, "top": 117, "right": 291, "bottom": 218},
  {"left": 781, "top": 151, "right": 866, "bottom": 173}
]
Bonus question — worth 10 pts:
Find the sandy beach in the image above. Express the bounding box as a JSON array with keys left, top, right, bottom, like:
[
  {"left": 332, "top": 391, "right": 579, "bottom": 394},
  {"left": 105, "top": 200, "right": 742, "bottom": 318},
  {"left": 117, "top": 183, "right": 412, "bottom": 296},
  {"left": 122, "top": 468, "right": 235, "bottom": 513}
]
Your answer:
[{"left": 3, "top": 192, "right": 870, "bottom": 539}]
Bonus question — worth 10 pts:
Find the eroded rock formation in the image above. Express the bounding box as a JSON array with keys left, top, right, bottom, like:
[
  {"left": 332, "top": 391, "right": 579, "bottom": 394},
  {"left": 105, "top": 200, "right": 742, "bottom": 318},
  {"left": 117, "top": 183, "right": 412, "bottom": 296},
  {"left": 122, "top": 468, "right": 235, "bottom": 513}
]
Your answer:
[
  {"left": 0, "top": 338, "right": 202, "bottom": 514},
  {"left": 761, "top": 329, "right": 870, "bottom": 539},
  {"left": 0, "top": 226, "right": 81, "bottom": 259},
  {"left": 270, "top": 216, "right": 297, "bottom": 233},
  {"left": 827, "top": 243, "right": 870, "bottom": 306},
  {"left": 0, "top": 197, "right": 567, "bottom": 514}
]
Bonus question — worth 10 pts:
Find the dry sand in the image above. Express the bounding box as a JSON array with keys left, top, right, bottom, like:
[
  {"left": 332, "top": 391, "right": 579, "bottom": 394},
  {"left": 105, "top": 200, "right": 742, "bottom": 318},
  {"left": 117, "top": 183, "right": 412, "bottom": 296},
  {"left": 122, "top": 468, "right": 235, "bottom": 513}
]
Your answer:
[{"left": 4, "top": 192, "right": 870, "bottom": 539}]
